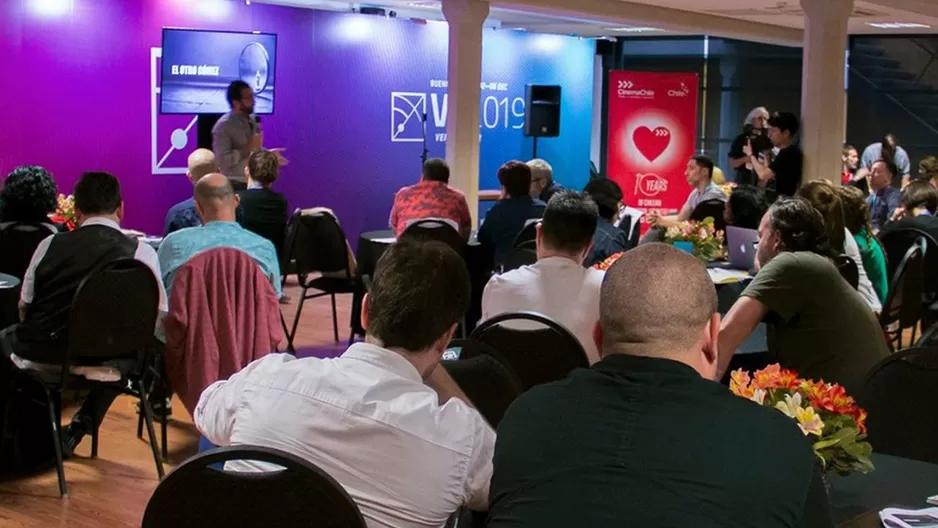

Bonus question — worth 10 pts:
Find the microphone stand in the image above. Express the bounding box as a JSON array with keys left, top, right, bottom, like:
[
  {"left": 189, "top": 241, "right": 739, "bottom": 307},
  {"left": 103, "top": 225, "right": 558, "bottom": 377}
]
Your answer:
[{"left": 420, "top": 112, "right": 429, "bottom": 167}]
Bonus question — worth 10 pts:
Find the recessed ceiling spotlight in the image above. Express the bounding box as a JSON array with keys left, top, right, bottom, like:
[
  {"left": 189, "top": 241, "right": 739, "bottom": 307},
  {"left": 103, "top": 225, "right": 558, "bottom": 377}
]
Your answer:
[{"left": 604, "top": 26, "right": 665, "bottom": 33}]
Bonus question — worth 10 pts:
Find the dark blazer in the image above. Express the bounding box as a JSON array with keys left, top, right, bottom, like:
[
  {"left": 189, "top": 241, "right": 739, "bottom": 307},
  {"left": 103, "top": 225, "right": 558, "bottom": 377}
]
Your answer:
[
  {"left": 477, "top": 196, "right": 546, "bottom": 267},
  {"left": 488, "top": 354, "right": 833, "bottom": 528},
  {"left": 237, "top": 187, "right": 289, "bottom": 259}
]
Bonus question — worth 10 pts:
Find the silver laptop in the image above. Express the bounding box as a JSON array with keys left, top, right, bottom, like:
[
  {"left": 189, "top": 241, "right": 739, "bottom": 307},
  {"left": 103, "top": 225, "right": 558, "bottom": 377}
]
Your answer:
[{"left": 726, "top": 226, "right": 760, "bottom": 271}]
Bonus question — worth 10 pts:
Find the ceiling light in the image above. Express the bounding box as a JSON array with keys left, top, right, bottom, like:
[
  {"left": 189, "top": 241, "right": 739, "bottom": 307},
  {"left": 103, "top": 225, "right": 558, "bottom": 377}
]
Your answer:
[
  {"left": 604, "top": 26, "right": 665, "bottom": 33},
  {"left": 866, "top": 22, "right": 931, "bottom": 29},
  {"left": 408, "top": 2, "right": 439, "bottom": 8}
]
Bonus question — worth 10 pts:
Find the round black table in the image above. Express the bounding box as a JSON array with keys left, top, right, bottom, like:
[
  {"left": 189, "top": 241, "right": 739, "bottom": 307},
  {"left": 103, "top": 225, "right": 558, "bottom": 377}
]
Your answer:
[
  {"left": 832, "top": 454, "right": 938, "bottom": 526},
  {"left": 350, "top": 230, "right": 492, "bottom": 339},
  {"left": 0, "top": 273, "right": 22, "bottom": 330}
]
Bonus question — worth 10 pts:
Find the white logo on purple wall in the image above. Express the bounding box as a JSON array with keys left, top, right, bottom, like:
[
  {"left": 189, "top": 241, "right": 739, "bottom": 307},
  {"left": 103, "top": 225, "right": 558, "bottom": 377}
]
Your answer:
[
  {"left": 391, "top": 92, "right": 427, "bottom": 143},
  {"left": 151, "top": 47, "right": 196, "bottom": 175}
]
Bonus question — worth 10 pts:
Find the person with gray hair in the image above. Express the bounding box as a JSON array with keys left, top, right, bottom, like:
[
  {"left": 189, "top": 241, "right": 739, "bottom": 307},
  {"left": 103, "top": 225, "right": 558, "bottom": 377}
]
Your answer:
[
  {"left": 527, "top": 158, "right": 563, "bottom": 202},
  {"left": 157, "top": 173, "right": 281, "bottom": 296},
  {"left": 487, "top": 243, "right": 833, "bottom": 528},
  {"left": 728, "top": 106, "right": 773, "bottom": 186}
]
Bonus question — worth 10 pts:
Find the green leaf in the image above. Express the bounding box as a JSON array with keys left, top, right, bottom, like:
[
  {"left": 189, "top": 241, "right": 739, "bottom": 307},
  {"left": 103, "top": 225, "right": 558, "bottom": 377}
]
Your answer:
[{"left": 813, "top": 427, "right": 856, "bottom": 450}]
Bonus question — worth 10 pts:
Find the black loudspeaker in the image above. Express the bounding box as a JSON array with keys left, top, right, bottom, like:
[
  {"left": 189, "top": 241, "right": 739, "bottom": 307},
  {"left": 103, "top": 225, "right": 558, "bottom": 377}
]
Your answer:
[
  {"left": 196, "top": 113, "right": 224, "bottom": 150},
  {"left": 523, "top": 85, "right": 561, "bottom": 138}
]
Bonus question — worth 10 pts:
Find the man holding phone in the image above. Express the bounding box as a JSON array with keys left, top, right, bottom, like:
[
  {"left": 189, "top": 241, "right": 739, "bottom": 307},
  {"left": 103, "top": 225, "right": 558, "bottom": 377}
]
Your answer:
[{"left": 213, "top": 81, "right": 286, "bottom": 191}]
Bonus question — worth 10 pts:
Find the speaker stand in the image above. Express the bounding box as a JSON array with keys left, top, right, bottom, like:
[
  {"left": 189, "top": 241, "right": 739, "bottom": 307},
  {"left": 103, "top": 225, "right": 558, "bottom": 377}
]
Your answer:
[{"left": 532, "top": 136, "right": 539, "bottom": 159}]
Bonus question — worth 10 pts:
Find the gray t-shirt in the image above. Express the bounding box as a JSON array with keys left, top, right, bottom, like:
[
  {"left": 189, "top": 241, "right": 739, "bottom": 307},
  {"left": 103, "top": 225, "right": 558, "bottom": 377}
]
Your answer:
[
  {"left": 684, "top": 183, "right": 727, "bottom": 212},
  {"left": 212, "top": 111, "right": 256, "bottom": 183},
  {"left": 742, "top": 251, "right": 889, "bottom": 393}
]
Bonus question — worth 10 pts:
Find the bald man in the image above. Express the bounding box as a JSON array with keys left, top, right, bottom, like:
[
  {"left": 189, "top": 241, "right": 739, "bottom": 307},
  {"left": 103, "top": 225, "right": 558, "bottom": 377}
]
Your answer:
[
  {"left": 487, "top": 243, "right": 833, "bottom": 528},
  {"left": 164, "top": 149, "right": 219, "bottom": 236},
  {"left": 157, "top": 173, "right": 281, "bottom": 298}
]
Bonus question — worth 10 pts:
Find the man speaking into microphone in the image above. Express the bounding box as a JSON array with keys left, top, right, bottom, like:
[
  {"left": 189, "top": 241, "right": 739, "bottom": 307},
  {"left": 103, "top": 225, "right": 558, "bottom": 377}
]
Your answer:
[{"left": 213, "top": 80, "right": 288, "bottom": 191}]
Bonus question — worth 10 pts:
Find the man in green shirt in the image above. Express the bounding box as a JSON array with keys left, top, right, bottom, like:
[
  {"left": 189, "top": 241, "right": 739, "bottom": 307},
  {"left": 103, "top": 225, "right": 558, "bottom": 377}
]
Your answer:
[{"left": 720, "top": 197, "right": 889, "bottom": 393}]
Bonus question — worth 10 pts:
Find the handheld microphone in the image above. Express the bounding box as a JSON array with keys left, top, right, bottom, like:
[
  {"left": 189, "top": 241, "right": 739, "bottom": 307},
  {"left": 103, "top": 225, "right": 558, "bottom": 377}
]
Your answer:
[{"left": 254, "top": 115, "right": 262, "bottom": 133}]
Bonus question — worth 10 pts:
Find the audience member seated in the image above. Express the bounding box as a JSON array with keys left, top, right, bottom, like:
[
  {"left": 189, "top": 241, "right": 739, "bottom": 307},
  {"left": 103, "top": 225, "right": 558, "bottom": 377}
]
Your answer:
[
  {"left": 797, "top": 181, "right": 881, "bottom": 312},
  {"left": 158, "top": 174, "right": 281, "bottom": 298},
  {"left": 647, "top": 156, "right": 726, "bottom": 230},
  {"left": 487, "top": 243, "right": 833, "bottom": 528},
  {"left": 867, "top": 159, "right": 902, "bottom": 231},
  {"left": 919, "top": 155, "right": 938, "bottom": 189},
  {"left": 237, "top": 149, "right": 289, "bottom": 258},
  {"left": 482, "top": 191, "right": 602, "bottom": 364},
  {"left": 164, "top": 149, "right": 218, "bottom": 236},
  {"left": 0, "top": 166, "right": 60, "bottom": 278},
  {"left": 389, "top": 158, "right": 471, "bottom": 239},
  {"left": 723, "top": 184, "right": 768, "bottom": 230},
  {"left": 839, "top": 185, "right": 888, "bottom": 305},
  {"left": 478, "top": 161, "right": 547, "bottom": 267},
  {"left": 527, "top": 158, "right": 563, "bottom": 203},
  {"left": 720, "top": 198, "right": 889, "bottom": 393},
  {"left": 881, "top": 180, "right": 938, "bottom": 244},
  {"left": 0, "top": 171, "right": 167, "bottom": 455},
  {"left": 195, "top": 240, "right": 494, "bottom": 527},
  {"left": 583, "top": 179, "right": 627, "bottom": 268}
]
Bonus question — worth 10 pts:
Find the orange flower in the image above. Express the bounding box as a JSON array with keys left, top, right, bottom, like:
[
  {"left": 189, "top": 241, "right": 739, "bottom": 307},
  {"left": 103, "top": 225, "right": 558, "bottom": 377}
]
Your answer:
[
  {"left": 752, "top": 364, "right": 793, "bottom": 390},
  {"left": 853, "top": 407, "right": 868, "bottom": 435},
  {"left": 827, "top": 384, "right": 858, "bottom": 414},
  {"left": 730, "top": 369, "right": 753, "bottom": 398}
]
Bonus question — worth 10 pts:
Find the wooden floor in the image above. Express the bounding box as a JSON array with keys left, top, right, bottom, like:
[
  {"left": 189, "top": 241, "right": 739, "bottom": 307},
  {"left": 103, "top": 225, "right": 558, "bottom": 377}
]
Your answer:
[{"left": 0, "top": 283, "right": 353, "bottom": 527}]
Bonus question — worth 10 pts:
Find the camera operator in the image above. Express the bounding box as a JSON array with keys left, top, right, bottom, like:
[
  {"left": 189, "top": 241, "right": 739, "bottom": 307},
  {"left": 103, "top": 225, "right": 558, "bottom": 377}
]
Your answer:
[{"left": 728, "top": 107, "right": 773, "bottom": 186}]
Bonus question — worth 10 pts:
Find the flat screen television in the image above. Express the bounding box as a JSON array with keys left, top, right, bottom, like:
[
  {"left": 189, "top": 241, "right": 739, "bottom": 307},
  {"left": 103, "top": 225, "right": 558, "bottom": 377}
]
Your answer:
[{"left": 160, "top": 28, "right": 277, "bottom": 114}]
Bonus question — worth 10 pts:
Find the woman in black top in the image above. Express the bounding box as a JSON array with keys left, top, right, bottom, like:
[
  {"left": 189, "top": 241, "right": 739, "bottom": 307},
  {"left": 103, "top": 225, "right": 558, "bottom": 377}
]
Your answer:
[{"left": 238, "top": 149, "right": 289, "bottom": 259}]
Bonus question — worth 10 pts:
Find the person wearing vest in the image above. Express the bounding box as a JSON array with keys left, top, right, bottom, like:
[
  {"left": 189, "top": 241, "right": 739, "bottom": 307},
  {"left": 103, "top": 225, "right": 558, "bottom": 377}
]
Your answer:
[{"left": 0, "top": 171, "right": 167, "bottom": 456}]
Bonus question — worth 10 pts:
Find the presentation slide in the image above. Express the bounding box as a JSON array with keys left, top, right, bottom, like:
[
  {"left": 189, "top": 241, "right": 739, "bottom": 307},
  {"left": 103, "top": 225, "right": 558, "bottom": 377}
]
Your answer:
[{"left": 160, "top": 29, "right": 277, "bottom": 114}]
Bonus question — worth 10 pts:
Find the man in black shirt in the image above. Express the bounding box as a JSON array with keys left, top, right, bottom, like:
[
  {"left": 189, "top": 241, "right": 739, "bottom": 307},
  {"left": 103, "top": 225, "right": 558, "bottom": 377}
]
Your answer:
[
  {"left": 747, "top": 111, "right": 803, "bottom": 199},
  {"left": 729, "top": 106, "right": 772, "bottom": 185},
  {"left": 487, "top": 243, "right": 832, "bottom": 528}
]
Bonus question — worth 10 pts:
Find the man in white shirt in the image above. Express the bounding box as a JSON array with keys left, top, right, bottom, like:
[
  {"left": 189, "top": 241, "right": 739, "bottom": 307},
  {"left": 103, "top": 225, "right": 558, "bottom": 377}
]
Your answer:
[
  {"left": 647, "top": 156, "right": 727, "bottom": 230},
  {"left": 196, "top": 239, "right": 494, "bottom": 528},
  {"left": 481, "top": 191, "right": 603, "bottom": 364}
]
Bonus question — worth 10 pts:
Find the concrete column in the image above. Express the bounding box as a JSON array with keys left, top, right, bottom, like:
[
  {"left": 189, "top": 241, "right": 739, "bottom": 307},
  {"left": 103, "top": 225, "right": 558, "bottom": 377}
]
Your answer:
[
  {"left": 800, "top": 0, "right": 853, "bottom": 185},
  {"left": 442, "top": 0, "right": 489, "bottom": 226}
]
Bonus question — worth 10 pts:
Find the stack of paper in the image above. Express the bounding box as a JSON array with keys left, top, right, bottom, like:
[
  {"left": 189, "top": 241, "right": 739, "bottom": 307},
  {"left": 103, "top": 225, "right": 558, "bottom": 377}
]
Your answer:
[
  {"left": 707, "top": 268, "right": 751, "bottom": 285},
  {"left": 880, "top": 507, "right": 938, "bottom": 527}
]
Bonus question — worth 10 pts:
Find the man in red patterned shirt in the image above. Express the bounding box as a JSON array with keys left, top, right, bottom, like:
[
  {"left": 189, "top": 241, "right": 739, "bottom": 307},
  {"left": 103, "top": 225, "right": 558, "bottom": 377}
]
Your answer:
[{"left": 389, "top": 159, "right": 472, "bottom": 239}]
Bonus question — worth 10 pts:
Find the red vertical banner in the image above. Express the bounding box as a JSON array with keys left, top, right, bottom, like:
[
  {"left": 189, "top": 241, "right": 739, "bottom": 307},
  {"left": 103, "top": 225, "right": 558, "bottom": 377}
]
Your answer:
[{"left": 607, "top": 71, "right": 700, "bottom": 227}]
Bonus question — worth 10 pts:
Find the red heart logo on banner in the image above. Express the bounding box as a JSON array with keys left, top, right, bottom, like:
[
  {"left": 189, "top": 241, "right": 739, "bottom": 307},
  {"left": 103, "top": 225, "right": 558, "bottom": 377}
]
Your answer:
[{"left": 633, "top": 126, "right": 671, "bottom": 162}]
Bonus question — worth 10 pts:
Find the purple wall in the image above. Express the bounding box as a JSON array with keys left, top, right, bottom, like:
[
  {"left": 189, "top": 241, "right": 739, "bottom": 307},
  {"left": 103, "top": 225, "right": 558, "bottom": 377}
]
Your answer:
[{"left": 0, "top": 0, "right": 594, "bottom": 240}]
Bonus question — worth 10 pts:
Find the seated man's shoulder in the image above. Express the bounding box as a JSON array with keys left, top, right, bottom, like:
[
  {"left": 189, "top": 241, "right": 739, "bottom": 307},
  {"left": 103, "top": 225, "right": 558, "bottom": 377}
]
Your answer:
[{"left": 716, "top": 394, "right": 816, "bottom": 465}]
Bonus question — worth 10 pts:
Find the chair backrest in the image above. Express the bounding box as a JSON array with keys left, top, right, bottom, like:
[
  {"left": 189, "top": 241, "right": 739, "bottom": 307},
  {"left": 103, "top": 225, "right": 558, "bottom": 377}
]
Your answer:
[
  {"left": 619, "top": 214, "right": 640, "bottom": 250},
  {"left": 857, "top": 346, "right": 938, "bottom": 464},
  {"left": 284, "top": 211, "right": 351, "bottom": 278},
  {"left": 880, "top": 237, "right": 926, "bottom": 329},
  {"left": 66, "top": 258, "right": 160, "bottom": 368},
  {"left": 462, "top": 311, "right": 588, "bottom": 391},
  {"left": 142, "top": 446, "right": 368, "bottom": 528},
  {"left": 442, "top": 352, "right": 523, "bottom": 428},
  {"left": 833, "top": 255, "right": 860, "bottom": 290},
  {"left": 690, "top": 199, "right": 727, "bottom": 234},
  {"left": 916, "top": 322, "right": 938, "bottom": 347},
  {"left": 401, "top": 218, "right": 466, "bottom": 257},
  {"left": 880, "top": 227, "right": 938, "bottom": 298},
  {"left": 0, "top": 222, "right": 56, "bottom": 279},
  {"left": 511, "top": 219, "right": 539, "bottom": 250}
]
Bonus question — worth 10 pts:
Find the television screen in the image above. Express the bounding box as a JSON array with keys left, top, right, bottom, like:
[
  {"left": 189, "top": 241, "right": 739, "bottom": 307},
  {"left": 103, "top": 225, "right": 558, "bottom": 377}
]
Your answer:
[{"left": 160, "top": 28, "right": 277, "bottom": 114}]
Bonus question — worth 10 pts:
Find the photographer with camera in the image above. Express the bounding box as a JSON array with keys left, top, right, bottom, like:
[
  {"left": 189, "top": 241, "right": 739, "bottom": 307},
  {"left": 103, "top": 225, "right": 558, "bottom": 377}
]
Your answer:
[{"left": 728, "top": 107, "right": 773, "bottom": 186}]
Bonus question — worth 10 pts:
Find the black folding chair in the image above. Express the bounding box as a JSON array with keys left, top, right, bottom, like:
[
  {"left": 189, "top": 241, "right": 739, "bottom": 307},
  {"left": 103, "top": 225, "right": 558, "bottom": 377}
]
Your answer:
[
  {"left": 401, "top": 218, "right": 466, "bottom": 257},
  {"left": 834, "top": 255, "right": 860, "bottom": 290},
  {"left": 442, "top": 350, "right": 523, "bottom": 429},
  {"left": 142, "top": 446, "right": 367, "bottom": 528},
  {"left": 3, "top": 259, "right": 164, "bottom": 497},
  {"left": 462, "top": 311, "right": 588, "bottom": 391},
  {"left": 880, "top": 237, "right": 926, "bottom": 350},
  {"left": 690, "top": 199, "right": 727, "bottom": 234},
  {"left": 857, "top": 346, "right": 938, "bottom": 464},
  {"left": 0, "top": 222, "right": 56, "bottom": 279},
  {"left": 283, "top": 211, "right": 356, "bottom": 345},
  {"left": 499, "top": 219, "right": 539, "bottom": 272}
]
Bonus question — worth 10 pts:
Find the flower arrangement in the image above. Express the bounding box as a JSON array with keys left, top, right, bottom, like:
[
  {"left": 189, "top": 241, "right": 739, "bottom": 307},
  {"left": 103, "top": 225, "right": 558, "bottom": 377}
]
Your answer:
[
  {"left": 663, "top": 217, "right": 725, "bottom": 262},
  {"left": 50, "top": 193, "right": 77, "bottom": 231},
  {"left": 593, "top": 252, "right": 625, "bottom": 271},
  {"left": 720, "top": 182, "right": 737, "bottom": 197},
  {"left": 730, "top": 364, "right": 874, "bottom": 476}
]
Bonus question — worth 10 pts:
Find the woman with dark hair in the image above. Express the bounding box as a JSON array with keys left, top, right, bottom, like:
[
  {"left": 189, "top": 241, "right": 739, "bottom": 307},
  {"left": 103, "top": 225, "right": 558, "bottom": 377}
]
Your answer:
[
  {"left": 880, "top": 180, "right": 938, "bottom": 246},
  {"left": 861, "top": 133, "right": 911, "bottom": 188},
  {"left": 918, "top": 155, "right": 938, "bottom": 189},
  {"left": 0, "top": 165, "right": 58, "bottom": 225},
  {"left": 797, "top": 180, "right": 881, "bottom": 312},
  {"left": 839, "top": 185, "right": 888, "bottom": 305},
  {"left": 723, "top": 185, "right": 769, "bottom": 230},
  {"left": 583, "top": 178, "right": 627, "bottom": 267}
]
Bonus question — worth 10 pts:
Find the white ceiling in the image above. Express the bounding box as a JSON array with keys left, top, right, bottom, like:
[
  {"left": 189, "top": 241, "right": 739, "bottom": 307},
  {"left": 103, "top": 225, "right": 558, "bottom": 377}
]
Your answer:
[{"left": 256, "top": 0, "right": 938, "bottom": 39}]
